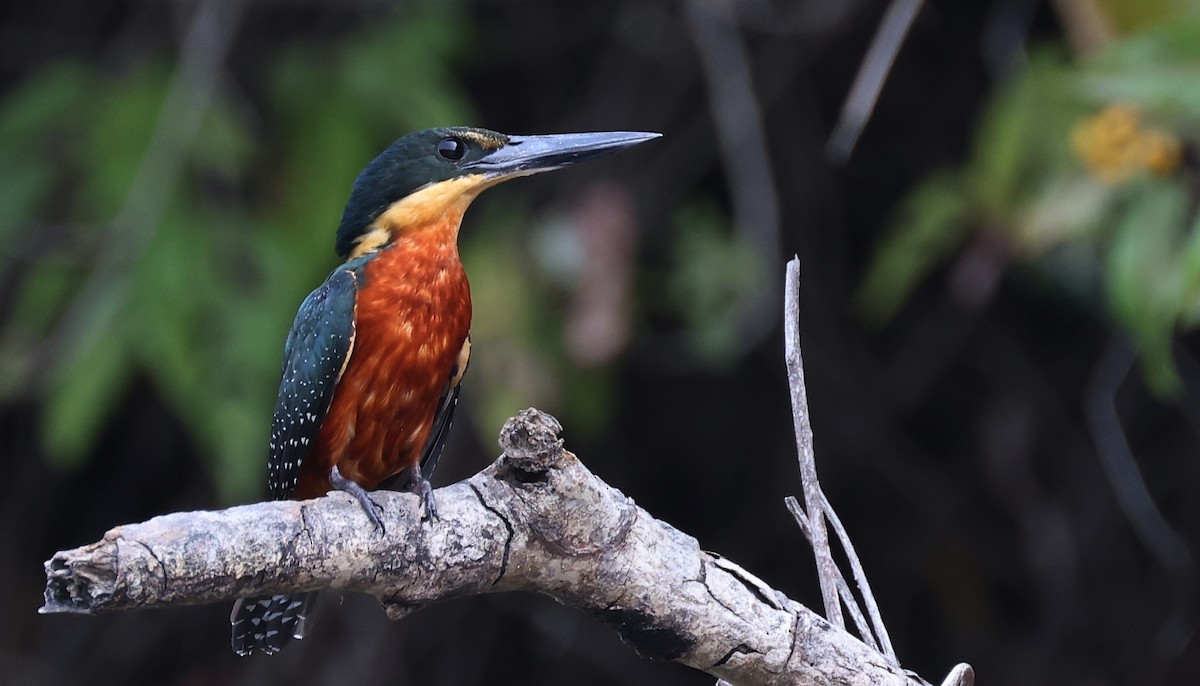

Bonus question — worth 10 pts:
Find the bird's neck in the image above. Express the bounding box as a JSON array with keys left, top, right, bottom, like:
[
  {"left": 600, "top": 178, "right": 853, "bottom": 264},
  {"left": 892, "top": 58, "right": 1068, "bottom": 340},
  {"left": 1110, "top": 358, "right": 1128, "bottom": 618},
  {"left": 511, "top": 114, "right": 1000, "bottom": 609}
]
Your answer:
[
  {"left": 348, "top": 176, "right": 490, "bottom": 260},
  {"left": 357, "top": 223, "right": 471, "bottom": 323}
]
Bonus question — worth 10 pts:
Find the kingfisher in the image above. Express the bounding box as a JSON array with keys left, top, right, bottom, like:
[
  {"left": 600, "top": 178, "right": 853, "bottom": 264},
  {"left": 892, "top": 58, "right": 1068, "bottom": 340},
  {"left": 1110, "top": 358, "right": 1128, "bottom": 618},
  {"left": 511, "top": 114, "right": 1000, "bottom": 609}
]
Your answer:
[{"left": 229, "top": 126, "right": 659, "bottom": 656}]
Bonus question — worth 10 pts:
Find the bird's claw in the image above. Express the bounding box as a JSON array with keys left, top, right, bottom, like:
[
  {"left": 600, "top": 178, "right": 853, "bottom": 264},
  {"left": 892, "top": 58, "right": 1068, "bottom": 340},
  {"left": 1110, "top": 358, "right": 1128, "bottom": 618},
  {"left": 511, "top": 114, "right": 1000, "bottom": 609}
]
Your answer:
[
  {"left": 328, "top": 464, "right": 387, "bottom": 534},
  {"left": 407, "top": 469, "right": 439, "bottom": 522},
  {"left": 361, "top": 496, "right": 386, "bottom": 532}
]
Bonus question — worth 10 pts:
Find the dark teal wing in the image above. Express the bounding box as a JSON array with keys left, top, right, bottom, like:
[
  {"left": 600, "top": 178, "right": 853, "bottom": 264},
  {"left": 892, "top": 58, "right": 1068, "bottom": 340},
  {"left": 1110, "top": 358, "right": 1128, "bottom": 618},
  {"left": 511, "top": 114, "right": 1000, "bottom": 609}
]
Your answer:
[{"left": 267, "top": 268, "right": 357, "bottom": 500}]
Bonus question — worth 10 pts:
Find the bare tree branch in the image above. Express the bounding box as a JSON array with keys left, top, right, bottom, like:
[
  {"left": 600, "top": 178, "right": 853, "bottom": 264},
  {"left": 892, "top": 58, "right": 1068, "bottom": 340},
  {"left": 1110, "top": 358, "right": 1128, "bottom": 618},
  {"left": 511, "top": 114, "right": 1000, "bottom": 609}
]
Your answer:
[{"left": 45, "top": 408, "right": 934, "bottom": 686}]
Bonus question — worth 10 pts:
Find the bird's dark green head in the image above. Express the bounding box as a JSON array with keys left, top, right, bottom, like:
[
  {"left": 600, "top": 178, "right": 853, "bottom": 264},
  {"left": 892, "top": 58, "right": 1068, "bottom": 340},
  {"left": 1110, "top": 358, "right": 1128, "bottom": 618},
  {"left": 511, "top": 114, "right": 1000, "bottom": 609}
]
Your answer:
[{"left": 335, "top": 126, "right": 661, "bottom": 259}]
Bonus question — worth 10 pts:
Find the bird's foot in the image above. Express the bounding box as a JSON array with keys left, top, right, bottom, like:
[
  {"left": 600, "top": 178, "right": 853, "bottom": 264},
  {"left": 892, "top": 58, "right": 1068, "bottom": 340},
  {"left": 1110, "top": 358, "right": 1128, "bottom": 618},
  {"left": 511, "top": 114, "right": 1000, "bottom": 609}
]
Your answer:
[
  {"left": 328, "top": 464, "right": 386, "bottom": 534},
  {"left": 406, "top": 467, "right": 439, "bottom": 522}
]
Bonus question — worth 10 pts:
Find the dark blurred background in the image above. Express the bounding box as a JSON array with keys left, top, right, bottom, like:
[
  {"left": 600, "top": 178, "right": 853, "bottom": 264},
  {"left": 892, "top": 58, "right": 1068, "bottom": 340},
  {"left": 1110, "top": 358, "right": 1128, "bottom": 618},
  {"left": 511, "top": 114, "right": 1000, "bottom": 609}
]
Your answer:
[{"left": 2, "top": 0, "right": 1198, "bottom": 684}]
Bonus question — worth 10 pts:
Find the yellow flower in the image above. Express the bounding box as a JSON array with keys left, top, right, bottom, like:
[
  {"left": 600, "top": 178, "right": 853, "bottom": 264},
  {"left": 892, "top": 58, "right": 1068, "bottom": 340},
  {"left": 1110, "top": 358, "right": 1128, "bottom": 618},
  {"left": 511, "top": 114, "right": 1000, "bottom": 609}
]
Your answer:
[
  {"left": 1071, "top": 103, "right": 1182, "bottom": 184},
  {"left": 1141, "top": 130, "right": 1182, "bottom": 177}
]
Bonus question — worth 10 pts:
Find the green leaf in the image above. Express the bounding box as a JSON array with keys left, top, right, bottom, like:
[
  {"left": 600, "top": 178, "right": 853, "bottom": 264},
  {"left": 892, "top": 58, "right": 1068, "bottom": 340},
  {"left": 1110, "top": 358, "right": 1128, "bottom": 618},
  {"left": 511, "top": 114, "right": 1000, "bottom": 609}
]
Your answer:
[
  {"left": 6, "top": 259, "right": 80, "bottom": 337},
  {"left": 854, "top": 172, "right": 971, "bottom": 327},
  {"left": 1015, "top": 174, "right": 1115, "bottom": 251},
  {"left": 967, "top": 54, "right": 1082, "bottom": 218},
  {"left": 102, "top": 205, "right": 276, "bottom": 502},
  {"left": 340, "top": 9, "right": 475, "bottom": 130},
  {"left": 459, "top": 215, "right": 555, "bottom": 435},
  {"left": 0, "top": 62, "right": 91, "bottom": 245},
  {"left": 264, "top": 91, "right": 374, "bottom": 266},
  {"left": 76, "top": 65, "right": 170, "bottom": 217},
  {"left": 191, "top": 97, "right": 255, "bottom": 181},
  {"left": 0, "top": 61, "right": 90, "bottom": 144},
  {"left": 0, "top": 156, "right": 55, "bottom": 246},
  {"left": 665, "top": 201, "right": 766, "bottom": 366},
  {"left": 1101, "top": 0, "right": 1178, "bottom": 33},
  {"left": 41, "top": 322, "right": 130, "bottom": 469},
  {"left": 204, "top": 396, "right": 267, "bottom": 502},
  {"left": 1077, "top": 21, "right": 1200, "bottom": 117},
  {"left": 1105, "top": 180, "right": 1187, "bottom": 395},
  {"left": 969, "top": 78, "right": 1036, "bottom": 217},
  {"left": 1175, "top": 210, "right": 1200, "bottom": 327},
  {"left": 1080, "top": 65, "right": 1200, "bottom": 118},
  {"left": 1093, "top": 17, "right": 1200, "bottom": 65}
]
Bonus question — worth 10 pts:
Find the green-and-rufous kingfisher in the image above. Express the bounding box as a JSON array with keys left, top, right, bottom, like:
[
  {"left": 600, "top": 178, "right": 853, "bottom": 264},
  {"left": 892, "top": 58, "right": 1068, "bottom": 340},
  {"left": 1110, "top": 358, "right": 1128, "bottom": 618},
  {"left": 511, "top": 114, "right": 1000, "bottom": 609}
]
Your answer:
[{"left": 230, "top": 126, "right": 659, "bottom": 656}]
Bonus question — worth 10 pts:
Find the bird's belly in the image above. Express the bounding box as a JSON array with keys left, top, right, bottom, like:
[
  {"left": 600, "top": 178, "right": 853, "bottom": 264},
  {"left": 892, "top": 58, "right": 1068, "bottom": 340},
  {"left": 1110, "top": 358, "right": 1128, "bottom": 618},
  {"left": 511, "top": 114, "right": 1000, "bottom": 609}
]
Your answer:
[
  {"left": 293, "top": 253, "right": 470, "bottom": 500},
  {"left": 336, "top": 359, "right": 440, "bottom": 477},
  {"left": 294, "top": 329, "right": 460, "bottom": 498}
]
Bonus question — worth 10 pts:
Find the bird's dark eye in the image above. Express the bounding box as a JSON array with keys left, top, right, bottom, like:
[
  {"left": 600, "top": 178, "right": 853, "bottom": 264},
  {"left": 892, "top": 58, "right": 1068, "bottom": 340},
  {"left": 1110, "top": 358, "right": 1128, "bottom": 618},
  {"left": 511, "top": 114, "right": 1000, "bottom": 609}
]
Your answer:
[{"left": 437, "top": 137, "right": 467, "bottom": 161}]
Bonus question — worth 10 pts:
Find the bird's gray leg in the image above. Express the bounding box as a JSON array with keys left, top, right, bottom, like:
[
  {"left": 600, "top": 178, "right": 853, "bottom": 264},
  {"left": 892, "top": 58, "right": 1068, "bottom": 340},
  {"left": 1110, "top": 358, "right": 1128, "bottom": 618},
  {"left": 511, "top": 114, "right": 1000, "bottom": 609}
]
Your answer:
[
  {"left": 406, "top": 463, "right": 438, "bottom": 521},
  {"left": 328, "top": 464, "right": 385, "bottom": 533}
]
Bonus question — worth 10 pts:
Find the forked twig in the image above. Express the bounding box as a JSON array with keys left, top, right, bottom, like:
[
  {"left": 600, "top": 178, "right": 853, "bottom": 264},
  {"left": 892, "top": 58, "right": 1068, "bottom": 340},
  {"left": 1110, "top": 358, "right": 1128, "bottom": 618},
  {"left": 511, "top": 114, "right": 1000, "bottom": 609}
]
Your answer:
[
  {"left": 785, "top": 496, "right": 875, "bottom": 648},
  {"left": 784, "top": 255, "right": 957, "bottom": 674},
  {"left": 782, "top": 255, "right": 975, "bottom": 684},
  {"left": 783, "top": 257, "right": 843, "bottom": 630}
]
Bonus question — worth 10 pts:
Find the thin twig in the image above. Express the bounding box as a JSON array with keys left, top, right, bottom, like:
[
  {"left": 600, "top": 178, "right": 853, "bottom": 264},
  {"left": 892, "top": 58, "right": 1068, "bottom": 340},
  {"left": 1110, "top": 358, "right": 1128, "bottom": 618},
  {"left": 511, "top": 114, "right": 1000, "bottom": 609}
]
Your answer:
[
  {"left": 826, "top": 0, "right": 924, "bottom": 163},
  {"left": 939, "top": 663, "right": 975, "bottom": 686},
  {"left": 783, "top": 257, "right": 843, "bottom": 629},
  {"left": 820, "top": 496, "right": 897, "bottom": 662},
  {"left": 1049, "top": 0, "right": 1115, "bottom": 57}
]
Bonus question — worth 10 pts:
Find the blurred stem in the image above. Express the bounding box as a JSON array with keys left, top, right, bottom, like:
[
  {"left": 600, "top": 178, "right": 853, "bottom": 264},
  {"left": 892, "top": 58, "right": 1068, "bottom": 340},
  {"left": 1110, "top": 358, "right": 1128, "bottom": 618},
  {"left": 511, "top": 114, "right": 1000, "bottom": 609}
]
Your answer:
[
  {"left": 28, "top": 0, "right": 245, "bottom": 393},
  {"left": 1084, "top": 335, "right": 1192, "bottom": 574},
  {"left": 1050, "top": 0, "right": 1115, "bottom": 56},
  {"left": 685, "top": 0, "right": 781, "bottom": 354},
  {"left": 827, "top": 0, "right": 924, "bottom": 164}
]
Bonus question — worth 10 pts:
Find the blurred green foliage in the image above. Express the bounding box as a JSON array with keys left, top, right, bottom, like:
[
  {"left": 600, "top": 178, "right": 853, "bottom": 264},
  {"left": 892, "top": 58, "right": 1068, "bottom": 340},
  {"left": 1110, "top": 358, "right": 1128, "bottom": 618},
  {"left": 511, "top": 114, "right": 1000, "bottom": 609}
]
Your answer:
[
  {"left": 856, "top": 16, "right": 1200, "bottom": 395},
  {"left": 0, "top": 7, "right": 479, "bottom": 500},
  {"left": 667, "top": 199, "right": 765, "bottom": 367},
  {"left": 460, "top": 206, "right": 565, "bottom": 437}
]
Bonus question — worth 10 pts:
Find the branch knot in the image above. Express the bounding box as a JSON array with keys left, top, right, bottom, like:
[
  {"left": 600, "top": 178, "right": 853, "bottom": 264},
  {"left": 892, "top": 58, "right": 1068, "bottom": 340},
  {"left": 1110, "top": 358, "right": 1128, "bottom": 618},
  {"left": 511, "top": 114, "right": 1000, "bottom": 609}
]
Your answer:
[{"left": 498, "top": 408, "right": 565, "bottom": 472}]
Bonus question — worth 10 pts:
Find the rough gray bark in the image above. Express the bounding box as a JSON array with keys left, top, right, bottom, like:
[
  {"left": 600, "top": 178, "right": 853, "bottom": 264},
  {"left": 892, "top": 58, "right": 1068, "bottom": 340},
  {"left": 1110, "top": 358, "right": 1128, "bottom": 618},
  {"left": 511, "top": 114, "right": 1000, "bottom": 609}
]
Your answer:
[{"left": 44, "top": 408, "right": 933, "bottom": 686}]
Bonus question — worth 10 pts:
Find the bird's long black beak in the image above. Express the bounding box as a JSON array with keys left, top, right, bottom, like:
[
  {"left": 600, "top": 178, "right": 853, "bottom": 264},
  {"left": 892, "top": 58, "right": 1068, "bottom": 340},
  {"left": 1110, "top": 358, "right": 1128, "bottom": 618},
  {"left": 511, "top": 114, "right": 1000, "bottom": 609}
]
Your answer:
[{"left": 466, "top": 131, "right": 661, "bottom": 179}]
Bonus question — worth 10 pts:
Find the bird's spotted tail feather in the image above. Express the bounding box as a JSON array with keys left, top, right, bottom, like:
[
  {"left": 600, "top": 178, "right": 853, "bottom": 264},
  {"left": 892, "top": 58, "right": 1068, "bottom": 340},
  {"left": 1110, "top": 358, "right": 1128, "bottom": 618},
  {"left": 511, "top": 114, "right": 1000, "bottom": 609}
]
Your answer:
[{"left": 230, "top": 592, "right": 317, "bottom": 656}]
